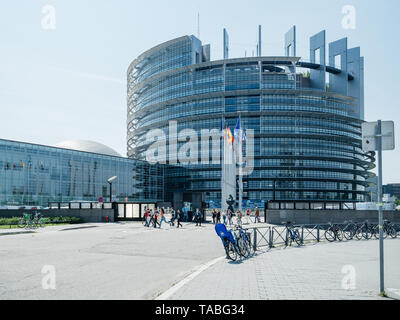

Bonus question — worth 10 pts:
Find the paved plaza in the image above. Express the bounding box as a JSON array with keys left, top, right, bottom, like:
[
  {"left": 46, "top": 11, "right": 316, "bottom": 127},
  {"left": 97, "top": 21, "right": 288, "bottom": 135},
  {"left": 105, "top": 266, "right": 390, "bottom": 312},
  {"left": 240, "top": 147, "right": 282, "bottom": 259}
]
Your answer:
[
  {"left": 167, "top": 237, "right": 400, "bottom": 300},
  {"left": 1, "top": 221, "right": 399, "bottom": 300}
]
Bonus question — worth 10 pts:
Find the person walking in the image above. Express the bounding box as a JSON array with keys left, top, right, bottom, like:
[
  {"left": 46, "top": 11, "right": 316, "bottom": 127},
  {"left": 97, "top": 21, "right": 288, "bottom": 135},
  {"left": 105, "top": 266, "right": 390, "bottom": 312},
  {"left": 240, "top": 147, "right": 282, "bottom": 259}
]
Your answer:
[
  {"left": 246, "top": 208, "right": 252, "bottom": 224},
  {"left": 227, "top": 209, "right": 233, "bottom": 226},
  {"left": 169, "top": 207, "right": 176, "bottom": 226},
  {"left": 159, "top": 208, "right": 168, "bottom": 228},
  {"left": 182, "top": 204, "right": 189, "bottom": 222},
  {"left": 194, "top": 208, "right": 202, "bottom": 226},
  {"left": 221, "top": 210, "right": 226, "bottom": 225},
  {"left": 255, "top": 207, "right": 260, "bottom": 224},
  {"left": 154, "top": 209, "right": 160, "bottom": 228},
  {"left": 212, "top": 209, "right": 216, "bottom": 224},
  {"left": 143, "top": 208, "right": 149, "bottom": 227},
  {"left": 176, "top": 209, "right": 183, "bottom": 228},
  {"left": 236, "top": 209, "right": 242, "bottom": 226},
  {"left": 216, "top": 210, "right": 221, "bottom": 224}
]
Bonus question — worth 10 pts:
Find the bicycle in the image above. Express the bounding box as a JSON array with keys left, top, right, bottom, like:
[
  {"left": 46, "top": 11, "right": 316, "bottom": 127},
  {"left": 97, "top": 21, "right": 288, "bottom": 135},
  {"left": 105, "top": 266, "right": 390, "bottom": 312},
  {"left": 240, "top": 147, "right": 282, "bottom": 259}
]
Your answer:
[
  {"left": 233, "top": 224, "right": 254, "bottom": 257},
  {"left": 19, "top": 213, "right": 36, "bottom": 229},
  {"left": 325, "top": 223, "right": 343, "bottom": 242},
  {"left": 373, "top": 220, "right": 397, "bottom": 239},
  {"left": 215, "top": 224, "right": 250, "bottom": 261},
  {"left": 355, "top": 221, "right": 373, "bottom": 240},
  {"left": 284, "top": 221, "right": 302, "bottom": 246},
  {"left": 342, "top": 221, "right": 358, "bottom": 240}
]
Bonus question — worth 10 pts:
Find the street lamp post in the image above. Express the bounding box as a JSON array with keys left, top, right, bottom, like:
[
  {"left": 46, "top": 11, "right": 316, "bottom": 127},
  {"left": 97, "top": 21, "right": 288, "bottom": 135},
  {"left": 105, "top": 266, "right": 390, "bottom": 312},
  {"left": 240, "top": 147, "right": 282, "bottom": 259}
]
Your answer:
[{"left": 107, "top": 176, "right": 117, "bottom": 203}]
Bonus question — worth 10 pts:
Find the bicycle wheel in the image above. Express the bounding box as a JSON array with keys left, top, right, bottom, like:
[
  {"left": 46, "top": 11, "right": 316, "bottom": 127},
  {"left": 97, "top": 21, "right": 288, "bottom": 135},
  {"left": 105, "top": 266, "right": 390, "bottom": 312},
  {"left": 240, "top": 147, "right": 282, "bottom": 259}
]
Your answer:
[
  {"left": 343, "top": 226, "right": 354, "bottom": 240},
  {"left": 336, "top": 229, "right": 343, "bottom": 242},
  {"left": 387, "top": 226, "right": 397, "bottom": 239},
  {"left": 325, "top": 229, "right": 335, "bottom": 242},
  {"left": 362, "top": 228, "right": 372, "bottom": 240},
  {"left": 18, "top": 218, "right": 26, "bottom": 229},
  {"left": 246, "top": 233, "right": 255, "bottom": 255},
  {"left": 224, "top": 240, "right": 237, "bottom": 261},
  {"left": 294, "top": 229, "right": 302, "bottom": 245},
  {"left": 237, "top": 238, "right": 250, "bottom": 258},
  {"left": 355, "top": 228, "right": 363, "bottom": 240}
]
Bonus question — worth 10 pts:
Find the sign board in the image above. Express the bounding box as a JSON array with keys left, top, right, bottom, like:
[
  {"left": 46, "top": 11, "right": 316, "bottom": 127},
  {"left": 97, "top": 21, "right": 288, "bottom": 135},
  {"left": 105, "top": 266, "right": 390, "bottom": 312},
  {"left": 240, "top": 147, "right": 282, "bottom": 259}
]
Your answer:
[
  {"left": 98, "top": 196, "right": 104, "bottom": 203},
  {"left": 362, "top": 121, "right": 395, "bottom": 151}
]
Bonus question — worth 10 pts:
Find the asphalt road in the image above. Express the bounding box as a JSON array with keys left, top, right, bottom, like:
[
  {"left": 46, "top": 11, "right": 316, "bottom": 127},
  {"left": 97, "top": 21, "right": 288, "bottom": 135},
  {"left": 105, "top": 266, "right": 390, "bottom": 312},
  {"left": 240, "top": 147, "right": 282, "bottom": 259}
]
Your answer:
[{"left": 0, "top": 222, "right": 223, "bottom": 299}]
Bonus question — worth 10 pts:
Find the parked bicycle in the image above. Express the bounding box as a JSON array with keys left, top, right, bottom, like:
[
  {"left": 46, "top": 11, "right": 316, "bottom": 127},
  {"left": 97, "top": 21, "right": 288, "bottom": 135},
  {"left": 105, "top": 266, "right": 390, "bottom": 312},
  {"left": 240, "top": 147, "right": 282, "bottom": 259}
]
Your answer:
[
  {"left": 372, "top": 220, "right": 398, "bottom": 239},
  {"left": 215, "top": 223, "right": 252, "bottom": 261},
  {"left": 233, "top": 224, "right": 255, "bottom": 257},
  {"left": 284, "top": 221, "right": 302, "bottom": 246},
  {"left": 355, "top": 221, "right": 373, "bottom": 240},
  {"left": 342, "top": 221, "right": 359, "bottom": 240},
  {"left": 325, "top": 223, "right": 343, "bottom": 242},
  {"left": 18, "top": 211, "right": 44, "bottom": 229}
]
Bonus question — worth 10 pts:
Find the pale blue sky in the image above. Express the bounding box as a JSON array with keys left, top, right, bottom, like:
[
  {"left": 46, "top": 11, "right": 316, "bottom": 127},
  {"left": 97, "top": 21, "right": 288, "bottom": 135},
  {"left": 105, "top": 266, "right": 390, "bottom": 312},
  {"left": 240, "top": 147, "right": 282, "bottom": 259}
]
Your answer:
[{"left": 0, "top": 0, "right": 399, "bottom": 183}]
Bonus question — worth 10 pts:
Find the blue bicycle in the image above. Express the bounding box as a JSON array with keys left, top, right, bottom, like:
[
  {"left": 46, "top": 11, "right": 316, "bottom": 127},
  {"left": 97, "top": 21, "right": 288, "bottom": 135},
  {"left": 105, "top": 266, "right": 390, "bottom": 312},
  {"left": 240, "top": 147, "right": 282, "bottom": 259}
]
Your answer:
[{"left": 215, "top": 223, "right": 252, "bottom": 261}]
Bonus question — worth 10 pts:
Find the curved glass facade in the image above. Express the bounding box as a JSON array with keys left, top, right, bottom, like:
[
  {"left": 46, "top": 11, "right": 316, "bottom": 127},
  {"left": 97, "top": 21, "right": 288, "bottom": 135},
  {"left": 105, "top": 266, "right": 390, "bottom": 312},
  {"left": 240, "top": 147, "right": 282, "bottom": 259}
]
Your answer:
[{"left": 128, "top": 36, "right": 373, "bottom": 209}]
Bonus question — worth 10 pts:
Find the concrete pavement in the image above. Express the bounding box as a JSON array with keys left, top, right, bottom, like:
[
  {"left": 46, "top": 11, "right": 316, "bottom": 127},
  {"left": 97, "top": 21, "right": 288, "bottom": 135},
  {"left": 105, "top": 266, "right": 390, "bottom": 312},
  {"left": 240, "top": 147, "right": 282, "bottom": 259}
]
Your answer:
[{"left": 167, "top": 238, "right": 400, "bottom": 300}]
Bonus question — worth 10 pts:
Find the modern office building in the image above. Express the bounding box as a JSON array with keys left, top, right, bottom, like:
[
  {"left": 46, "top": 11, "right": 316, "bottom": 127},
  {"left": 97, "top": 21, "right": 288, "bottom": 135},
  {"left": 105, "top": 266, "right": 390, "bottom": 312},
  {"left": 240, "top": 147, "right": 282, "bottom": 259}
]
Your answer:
[
  {"left": 127, "top": 27, "right": 375, "bottom": 210},
  {"left": 0, "top": 139, "right": 164, "bottom": 207},
  {"left": 383, "top": 184, "right": 400, "bottom": 200}
]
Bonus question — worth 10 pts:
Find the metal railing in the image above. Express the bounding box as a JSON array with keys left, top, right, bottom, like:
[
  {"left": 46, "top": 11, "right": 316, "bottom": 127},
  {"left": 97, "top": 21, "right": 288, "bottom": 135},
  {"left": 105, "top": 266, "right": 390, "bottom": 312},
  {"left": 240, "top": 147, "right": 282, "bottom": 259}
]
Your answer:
[{"left": 242, "top": 222, "right": 400, "bottom": 251}]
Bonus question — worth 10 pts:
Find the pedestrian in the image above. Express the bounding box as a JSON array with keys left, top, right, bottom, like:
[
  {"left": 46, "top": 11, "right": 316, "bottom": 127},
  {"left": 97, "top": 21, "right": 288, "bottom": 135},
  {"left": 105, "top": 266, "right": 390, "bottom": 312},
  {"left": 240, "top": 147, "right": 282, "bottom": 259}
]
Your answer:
[
  {"left": 195, "top": 208, "right": 202, "bottom": 226},
  {"left": 236, "top": 209, "right": 242, "bottom": 226},
  {"left": 217, "top": 210, "right": 221, "bottom": 223},
  {"left": 148, "top": 209, "right": 154, "bottom": 227},
  {"left": 169, "top": 207, "right": 175, "bottom": 226},
  {"left": 154, "top": 209, "right": 160, "bottom": 228},
  {"left": 255, "top": 207, "right": 260, "bottom": 223},
  {"left": 143, "top": 208, "right": 149, "bottom": 227},
  {"left": 212, "top": 209, "right": 216, "bottom": 224},
  {"left": 246, "top": 208, "right": 252, "bottom": 224},
  {"left": 182, "top": 203, "right": 189, "bottom": 222},
  {"left": 227, "top": 209, "right": 233, "bottom": 226},
  {"left": 159, "top": 208, "right": 168, "bottom": 228},
  {"left": 176, "top": 209, "right": 183, "bottom": 228},
  {"left": 221, "top": 210, "right": 226, "bottom": 224}
]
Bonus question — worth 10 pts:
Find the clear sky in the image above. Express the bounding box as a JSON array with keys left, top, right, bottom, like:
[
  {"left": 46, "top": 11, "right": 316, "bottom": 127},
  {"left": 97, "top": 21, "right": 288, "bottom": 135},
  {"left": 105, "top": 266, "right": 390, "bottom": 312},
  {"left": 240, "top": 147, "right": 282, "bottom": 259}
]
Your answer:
[{"left": 0, "top": 0, "right": 399, "bottom": 183}]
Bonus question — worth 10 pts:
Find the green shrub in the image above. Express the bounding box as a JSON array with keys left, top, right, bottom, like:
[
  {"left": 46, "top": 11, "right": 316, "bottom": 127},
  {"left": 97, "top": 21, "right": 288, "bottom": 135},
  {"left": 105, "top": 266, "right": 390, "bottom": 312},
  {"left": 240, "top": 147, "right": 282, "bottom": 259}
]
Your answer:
[{"left": 0, "top": 216, "right": 83, "bottom": 226}]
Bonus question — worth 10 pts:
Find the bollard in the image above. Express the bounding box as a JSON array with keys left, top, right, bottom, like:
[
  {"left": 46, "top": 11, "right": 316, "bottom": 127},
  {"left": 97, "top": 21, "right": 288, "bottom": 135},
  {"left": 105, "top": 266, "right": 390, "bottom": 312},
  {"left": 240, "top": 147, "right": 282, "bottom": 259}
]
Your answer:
[
  {"left": 317, "top": 225, "right": 320, "bottom": 242},
  {"left": 253, "top": 228, "right": 257, "bottom": 252},
  {"left": 301, "top": 226, "right": 304, "bottom": 244}
]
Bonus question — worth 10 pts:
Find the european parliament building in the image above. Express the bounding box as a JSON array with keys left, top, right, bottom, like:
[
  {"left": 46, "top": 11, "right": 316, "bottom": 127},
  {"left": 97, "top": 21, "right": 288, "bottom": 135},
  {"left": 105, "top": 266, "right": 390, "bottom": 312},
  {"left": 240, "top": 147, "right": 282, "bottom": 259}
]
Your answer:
[
  {"left": 0, "top": 26, "right": 374, "bottom": 210},
  {"left": 127, "top": 26, "right": 374, "bottom": 210},
  {"left": 0, "top": 139, "right": 164, "bottom": 207}
]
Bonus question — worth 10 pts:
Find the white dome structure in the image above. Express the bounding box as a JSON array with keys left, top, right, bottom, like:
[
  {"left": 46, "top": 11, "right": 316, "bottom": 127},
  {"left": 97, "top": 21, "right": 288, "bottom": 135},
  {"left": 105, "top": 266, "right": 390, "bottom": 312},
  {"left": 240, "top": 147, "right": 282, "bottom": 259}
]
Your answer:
[{"left": 54, "top": 140, "right": 122, "bottom": 157}]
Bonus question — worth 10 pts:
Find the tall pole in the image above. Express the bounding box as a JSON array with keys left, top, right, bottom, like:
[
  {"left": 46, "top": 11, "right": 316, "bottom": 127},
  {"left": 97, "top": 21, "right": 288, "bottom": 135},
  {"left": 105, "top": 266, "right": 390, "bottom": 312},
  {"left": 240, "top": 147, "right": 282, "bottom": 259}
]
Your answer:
[
  {"left": 377, "top": 120, "right": 384, "bottom": 294},
  {"left": 109, "top": 182, "right": 112, "bottom": 203}
]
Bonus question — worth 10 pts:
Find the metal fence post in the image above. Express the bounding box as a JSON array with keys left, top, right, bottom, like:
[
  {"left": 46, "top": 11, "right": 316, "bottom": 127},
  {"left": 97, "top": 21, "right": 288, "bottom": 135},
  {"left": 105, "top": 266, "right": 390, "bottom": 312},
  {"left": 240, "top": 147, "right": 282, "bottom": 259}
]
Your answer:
[
  {"left": 301, "top": 226, "right": 304, "bottom": 244},
  {"left": 253, "top": 228, "right": 257, "bottom": 252},
  {"left": 317, "top": 225, "right": 320, "bottom": 242},
  {"left": 269, "top": 227, "right": 274, "bottom": 248}
]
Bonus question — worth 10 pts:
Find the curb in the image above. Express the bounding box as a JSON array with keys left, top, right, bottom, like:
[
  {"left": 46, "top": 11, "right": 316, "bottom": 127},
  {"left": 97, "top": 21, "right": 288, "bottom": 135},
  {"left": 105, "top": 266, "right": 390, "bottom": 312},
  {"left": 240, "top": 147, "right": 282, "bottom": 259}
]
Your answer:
[{"left": 155, "top": 256, "right": 225, "bottom": 300}]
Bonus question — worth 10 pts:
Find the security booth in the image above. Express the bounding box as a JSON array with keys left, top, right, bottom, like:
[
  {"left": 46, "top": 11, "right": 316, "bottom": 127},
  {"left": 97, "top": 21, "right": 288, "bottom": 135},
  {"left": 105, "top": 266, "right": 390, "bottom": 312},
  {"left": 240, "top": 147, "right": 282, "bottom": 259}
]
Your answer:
[{"left": 114, "top": 202, "right": 157, "bottom": 221}]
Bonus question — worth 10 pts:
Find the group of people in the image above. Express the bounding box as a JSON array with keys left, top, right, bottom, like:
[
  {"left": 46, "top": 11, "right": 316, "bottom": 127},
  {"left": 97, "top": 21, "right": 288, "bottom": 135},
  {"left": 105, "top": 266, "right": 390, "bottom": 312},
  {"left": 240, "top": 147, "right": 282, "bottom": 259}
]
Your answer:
[
  {"left": 143, "top": 205, "right": 203, "bottom": 229},
  {"left": 211, "top": 207, "right": 261, "bottom": 225}
]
